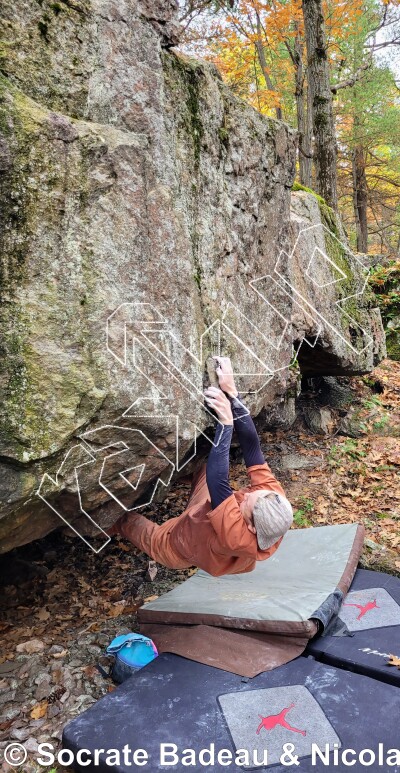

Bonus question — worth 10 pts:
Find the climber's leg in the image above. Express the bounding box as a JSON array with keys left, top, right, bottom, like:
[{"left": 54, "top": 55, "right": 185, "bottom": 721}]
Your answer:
[
  {"left": 112, "top": 513, "right": 157, "bottom": 556},
  {"left": 108, "top": 511, "right": 191, "bottom": 569}
]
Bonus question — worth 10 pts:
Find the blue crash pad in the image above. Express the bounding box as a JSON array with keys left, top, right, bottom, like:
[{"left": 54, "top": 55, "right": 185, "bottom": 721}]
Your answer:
[
  {"left": 306, "top": 568, "right": 400, "bottom": 687},
  {"left": 63, "top": 652, "right": 400, "bottom": 772}
]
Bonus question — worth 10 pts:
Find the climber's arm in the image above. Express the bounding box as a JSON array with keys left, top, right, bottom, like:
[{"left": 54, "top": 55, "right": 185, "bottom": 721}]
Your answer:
[
  {"left": 230, "top": 395, "right": 265, "bottom": 467},
  {"left": 230, "top": 396, "right": 286, "bottom": 493},
  {"left": 203, "top": 386, "right": 234, "bottom": 509},
  {"left": 212, "top": 356, "right": 285, "bottom": 494},
  {"left": 206, "top": 423, "right": 234, "bottom": 509},
  {"left": 212, "top": 356, "right": 264, "bottom": 467}
]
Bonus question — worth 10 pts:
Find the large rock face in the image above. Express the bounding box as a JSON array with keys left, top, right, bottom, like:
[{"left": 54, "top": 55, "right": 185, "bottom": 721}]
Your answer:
[{"left": 0, "top": 0, "right": 385, "bottom": 552}]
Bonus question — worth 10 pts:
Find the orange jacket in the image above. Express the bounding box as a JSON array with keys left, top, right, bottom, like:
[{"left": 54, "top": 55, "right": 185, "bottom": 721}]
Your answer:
[{"left": 152, "top": 463, "right": 286, "bottom": 577}]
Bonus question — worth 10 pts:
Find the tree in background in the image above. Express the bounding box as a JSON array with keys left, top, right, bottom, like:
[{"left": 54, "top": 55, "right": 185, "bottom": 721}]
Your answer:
[
  {"left": 286, "top": 17, "right": 313, "bottom": 186},
  {"left": 179, "top": 1, "right": 298, "bottom": 119},
  {"left": 332, "top": 0, "right": 400, "bottom": 254},
  {"left": 178, "top": 0, "right": 400, "bottom": 253},
  {"left": 369, "top": 259, "right": 400, "bottom": 358},
  {"left": 339, "top": 65, "right": 400, "bottom": 254},
  {"left": 302, "top": 0, "right": 338, "bottom": 208}
]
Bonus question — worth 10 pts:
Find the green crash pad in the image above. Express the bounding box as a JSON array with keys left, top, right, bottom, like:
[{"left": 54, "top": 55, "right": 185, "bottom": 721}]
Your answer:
[{"left": 139, "top": 523, "right": 364, "bottom": 635}]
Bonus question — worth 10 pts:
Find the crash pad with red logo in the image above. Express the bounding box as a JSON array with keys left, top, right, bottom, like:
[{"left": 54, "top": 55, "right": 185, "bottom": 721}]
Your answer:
[
  {"left": 62, "top": 652, "right": 400, "bottom": 772},
  {"left": 306, "top": 568, "right": 400, "bottom": 687}
]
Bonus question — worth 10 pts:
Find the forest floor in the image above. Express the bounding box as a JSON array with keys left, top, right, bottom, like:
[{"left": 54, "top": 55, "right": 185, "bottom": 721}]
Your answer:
[{"left": 0, "top": 358, "right": 399, "bottom": 773}]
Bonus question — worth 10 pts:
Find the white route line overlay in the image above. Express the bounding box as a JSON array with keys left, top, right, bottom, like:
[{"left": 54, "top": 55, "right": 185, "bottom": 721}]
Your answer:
[{"left": 38, "top": 224, "right": 373, "bottom": 552}]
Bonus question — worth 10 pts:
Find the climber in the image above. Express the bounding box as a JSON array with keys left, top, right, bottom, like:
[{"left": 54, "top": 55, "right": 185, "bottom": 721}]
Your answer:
[{"left": 107, "top": 356, "right": 293, "bottom": 576}]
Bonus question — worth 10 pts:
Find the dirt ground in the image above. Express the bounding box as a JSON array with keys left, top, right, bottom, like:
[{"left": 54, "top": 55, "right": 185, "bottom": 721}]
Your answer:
[{"left": 0, "top": 359, "right": 399, "bottom": 773}]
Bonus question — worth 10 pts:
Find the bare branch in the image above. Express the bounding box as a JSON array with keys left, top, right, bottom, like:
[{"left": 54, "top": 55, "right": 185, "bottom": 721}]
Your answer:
[{"left": 331, "top": 60, "right": 371, "bottom": 94}]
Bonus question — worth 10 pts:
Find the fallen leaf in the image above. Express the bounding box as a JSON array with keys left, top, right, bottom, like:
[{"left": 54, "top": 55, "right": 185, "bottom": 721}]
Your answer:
[
  {"left": 116, "top": 542, "right": 131, "bottom": 552},
  {"left": 52, "top": 649, "right": 68, "bottom": 659},
  {"left": 36, "top": 608, "right": 50, "bottom": 622},
  {"left": 30, "top": 701, "right": 48, "bottom": 719},
  {"left": 387, "top": 654, "right": 400, "bottom": 669},
  {"left": 51, "top": 668, "right": 63, "bottom": 683},
  {"left": 145, "top": 560, "right": 158, "bottom": 582},
  {"left": 79, "top": 607, "right": 93, "bottom": 617},
  {"left": 78, "top": 578, "right": 91, "bottom": 591},
  {"left": 79, "top": 621, "right": 101, "bottom": 635},
  {"left": 16, "top": 639, "right": 45, "bottom": 654},
  {"left": 0, "top": 655, "right": 13, "bottom": 664},
  {"left": 143, "top": 595, "right": 158, "bottom": 603},
  {"left": 83, "top": 665, "right": 98, "bottom": 679},
  {"left": 106, "top": 603, "right": 126, "bottom": 618}
]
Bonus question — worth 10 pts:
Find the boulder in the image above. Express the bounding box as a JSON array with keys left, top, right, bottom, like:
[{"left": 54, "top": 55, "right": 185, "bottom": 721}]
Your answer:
[{"left": 0, "top": 0, "right": 385, "bottom": 551}]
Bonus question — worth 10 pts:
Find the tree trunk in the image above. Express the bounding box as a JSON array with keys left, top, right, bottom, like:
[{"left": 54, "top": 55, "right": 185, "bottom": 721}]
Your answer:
[
  {"left": 293, "top": 28, "right": 312, "bottom": 186},
  {"left": 255, "top": 14, "right": 283, "bottom": 121},
  {"left": 302, "top": 0, "right": 338, "bottom": 209},
  {"left": 352, "top": 144, "right": 368, "bottom": 253}
]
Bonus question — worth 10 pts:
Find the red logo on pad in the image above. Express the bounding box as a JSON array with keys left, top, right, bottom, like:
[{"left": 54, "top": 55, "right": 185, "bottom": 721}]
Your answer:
[
  {"left": 343, "top": 599, "right": 379, "bottom": 620},
  {"left": 256, "top": 703, "right": 306, "bottom": 736}
]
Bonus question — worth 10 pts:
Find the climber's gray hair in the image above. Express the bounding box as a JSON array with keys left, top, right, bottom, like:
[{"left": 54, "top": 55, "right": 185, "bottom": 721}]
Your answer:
[{"left": 252, "top": 491, "right": 293, "bottom": 551}]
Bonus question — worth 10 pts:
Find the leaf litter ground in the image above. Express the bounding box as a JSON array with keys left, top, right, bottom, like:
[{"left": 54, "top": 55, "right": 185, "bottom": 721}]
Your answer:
[{"left": 0, "top": 359, "right": 398, "bottom": 773}]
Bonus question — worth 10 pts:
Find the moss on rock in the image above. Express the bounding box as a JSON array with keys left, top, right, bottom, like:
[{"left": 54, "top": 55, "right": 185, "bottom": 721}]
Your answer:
[
  {"left": 162, "top": 52, "right": 205, "bottom": 168},
  {"left": 0, "top": 76, "right": 108, "bottom": 462}
]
